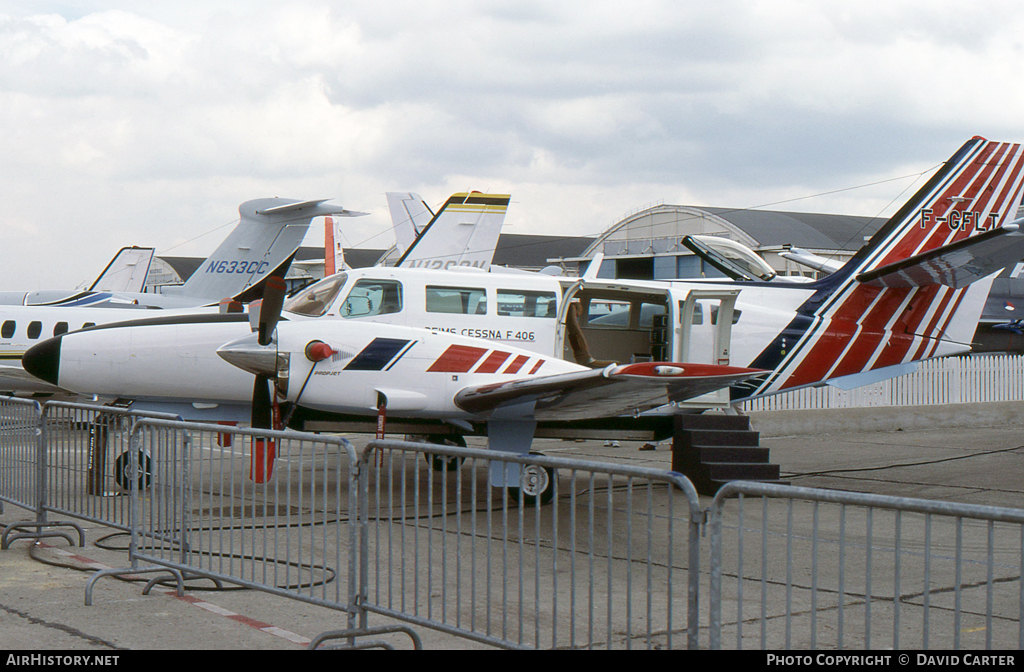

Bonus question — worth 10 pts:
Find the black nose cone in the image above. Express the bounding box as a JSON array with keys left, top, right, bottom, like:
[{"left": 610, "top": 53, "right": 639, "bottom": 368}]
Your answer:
[{"left": 23, "top": 337, "right": 61, "bottom": 386}]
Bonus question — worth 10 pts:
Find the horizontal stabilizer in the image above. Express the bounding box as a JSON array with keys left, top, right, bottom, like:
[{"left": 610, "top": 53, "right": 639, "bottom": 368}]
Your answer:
[
  {"left": 257, "top": 199, "right": 368, "bottom": 217},
  {"left": 856, "top": 220, "right": 1024, "bottom": 289},
  {"left": 780, "top": 247, "right": 843, "bottom": 274}
]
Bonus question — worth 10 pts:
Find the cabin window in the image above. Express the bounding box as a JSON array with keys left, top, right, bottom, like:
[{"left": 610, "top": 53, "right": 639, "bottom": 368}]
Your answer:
[
  {"left": 710, "top": 305, "right": 742, "bottom": 325},
  {"left": 283, "top": 273, "right": 348, "bottom": 317},
  {"left": 27, "top": 322, "right": 42, "bottom": 339},
  {"left": 339, "top": 279, "right": 403, "bottom": 318},
  {"left": 53, "top": 322, "right": 69, "bottom": 336},
  {"left": 497, "top": 290, "right": 557, "bottom": 318},
  {"left": 1, "top": 321, "right": 13, "bottom": 338},
  {"left": 426, "top": 286, "right": 487, "bottom": 315},
  {"left": 586, "top": 299, "right": 632, "bottom": 328},
  {"left": 680, "top": 302, "right": 704, "bottom": 325},
  {"left": 81, "top": 323, "right": 96, "bottom": 330},
  {"left": 638, "top": 303, "right": 667, "bottom": 328}
]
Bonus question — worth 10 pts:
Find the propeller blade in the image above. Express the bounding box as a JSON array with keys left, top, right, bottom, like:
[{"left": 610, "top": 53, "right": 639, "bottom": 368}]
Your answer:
[
  {"left": 258, "top": 276, "right": 288, "bottom": 346},
  {"left": 219, "top": 298, "right": 243, "bottom": 314},
  {"left": 251, "top": 373, "right": 273, "bottom": 429},
  {"left": 250, "top": 372, "right": 277, "bottom": 483}
]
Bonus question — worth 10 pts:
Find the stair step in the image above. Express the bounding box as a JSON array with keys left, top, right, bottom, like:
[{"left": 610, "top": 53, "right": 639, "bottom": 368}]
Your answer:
[
  {"left": 711, "top": 479, "right": 791, "bottom": 490},
  {"left": 674, "top": 414, "right": 750, "bottom": 431},
  {"left": 680, "top": 428, "right": 760, "bottom": 447},
  {"left": 679, "top": 446, "right": 771, "bottom": 464},
  {"left": 704, "top": 462, "right": 781, "bottom": 481}
]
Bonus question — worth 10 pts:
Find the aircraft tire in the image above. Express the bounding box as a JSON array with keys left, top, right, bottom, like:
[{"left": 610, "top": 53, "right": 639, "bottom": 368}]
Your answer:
[
  {"left": 114, "top": 450, "right": 151, "bottom": 491},
  {"left": 422, "top": 434, "right": 466, "bottom": 472},
  {"left": 507, "top": 457, "right": 555, "bottom": 506}
]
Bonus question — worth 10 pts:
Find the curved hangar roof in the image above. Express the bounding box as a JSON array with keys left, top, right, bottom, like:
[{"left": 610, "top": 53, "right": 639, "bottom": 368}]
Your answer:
[{"left": 580, "top": 203, "right": 887, "bottom": 259}]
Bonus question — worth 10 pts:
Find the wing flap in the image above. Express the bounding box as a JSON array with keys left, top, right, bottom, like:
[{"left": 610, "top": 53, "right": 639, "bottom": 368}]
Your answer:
[
  {"left": 454, "top": 362, "right": 765, "bottom": 421},
  {"left": 856, "top": 221, "right": 1024, "bottom": 288}
]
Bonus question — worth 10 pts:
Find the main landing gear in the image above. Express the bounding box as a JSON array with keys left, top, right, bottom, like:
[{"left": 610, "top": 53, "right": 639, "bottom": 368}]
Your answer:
[
  {"left": 420, "top": 434, "right": 467, "bottom": 472},
  {"left": 507, "top": 456, "right": 555, "bottom": 506},
  {"left": 416, "top": 436, "right": 557, "bottom": 506}
]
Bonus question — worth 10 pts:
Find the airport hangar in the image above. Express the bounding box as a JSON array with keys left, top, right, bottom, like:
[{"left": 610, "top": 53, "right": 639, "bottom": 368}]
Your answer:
[{"left": 146, "top": 202, "right": 1022, "bottom": 353}]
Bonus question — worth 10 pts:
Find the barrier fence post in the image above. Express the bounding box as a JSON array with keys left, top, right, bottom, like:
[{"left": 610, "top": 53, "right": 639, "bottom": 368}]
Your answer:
[{"left": 0, "top": 396, "right": 84, "bottom": 548}]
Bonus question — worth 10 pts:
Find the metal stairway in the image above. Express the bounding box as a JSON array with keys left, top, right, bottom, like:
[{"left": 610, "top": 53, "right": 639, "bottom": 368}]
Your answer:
[{"left": 670, "top": 413, "right": 783, "bottom": 496}]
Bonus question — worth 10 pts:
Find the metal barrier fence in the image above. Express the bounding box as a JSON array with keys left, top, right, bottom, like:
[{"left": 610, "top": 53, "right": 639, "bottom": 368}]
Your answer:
[
  {"left": 6, "top": 398, "right": 1024, "bottom": 650},
  {"left": 709, "top": 482, "right": 1024, "bottom": 650},
  {"left": 121, "top": 418, "right": 362, "bottom": 629},
  {"left": 355, "top": 439, "right": 703, "bottom": 650},
  {"left": 39, "top": 402, "right": 179, "bottom": 532},
  {"left": 119, "top": 421, "right": 704, "bottom": 649},
  {"left": 0, "top": 396, "right": 42, "bottom": 515}
]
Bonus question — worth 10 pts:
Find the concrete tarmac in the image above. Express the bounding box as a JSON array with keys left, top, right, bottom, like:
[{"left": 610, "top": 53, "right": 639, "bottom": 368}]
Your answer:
[{"left": 2, "top": 408, "right": 1023, "bottom": 651}]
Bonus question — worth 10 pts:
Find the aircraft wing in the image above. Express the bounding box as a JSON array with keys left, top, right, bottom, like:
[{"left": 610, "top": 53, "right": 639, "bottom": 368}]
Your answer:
[
  {"left": 856, "top": 220, "right": 1024, "bottom": 289},
  {"left": 454, "top": 362, "right": 764, "bottom": 421},
  {"left": 0, "top": 363, "right": 61, "bottom": 387}
]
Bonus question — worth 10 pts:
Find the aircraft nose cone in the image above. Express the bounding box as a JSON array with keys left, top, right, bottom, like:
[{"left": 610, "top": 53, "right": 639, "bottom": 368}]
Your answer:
[
  {"left": 23, "top": 337, "right": 62, "bottom": 386},
  {"left": 216, "top": 336, "right": 278, "bottom": 376}
]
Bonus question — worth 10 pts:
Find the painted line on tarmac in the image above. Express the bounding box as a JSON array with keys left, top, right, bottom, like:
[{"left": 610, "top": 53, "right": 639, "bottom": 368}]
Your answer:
[{"left": 40, "top": 542, "right": 312, "bottom": 647}]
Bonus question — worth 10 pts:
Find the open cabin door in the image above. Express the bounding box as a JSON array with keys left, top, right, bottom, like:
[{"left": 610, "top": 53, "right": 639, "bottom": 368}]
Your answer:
[
  {"left": 557, "top": 280, "right": 672, "bottom": 367},
  {"left": 675, "top": 288, "right": 740, "bottom": 408}
]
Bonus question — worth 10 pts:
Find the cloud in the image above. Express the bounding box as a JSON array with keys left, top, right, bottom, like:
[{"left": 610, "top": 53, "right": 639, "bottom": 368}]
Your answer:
[{"left": 1, "top": 1, "right": 1023, "bottom": 289}]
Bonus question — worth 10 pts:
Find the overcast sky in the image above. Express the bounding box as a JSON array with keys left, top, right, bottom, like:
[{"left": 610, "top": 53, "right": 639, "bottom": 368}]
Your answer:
[{"left": 2, "top": 1, "right": 1023, "bottom": 289}]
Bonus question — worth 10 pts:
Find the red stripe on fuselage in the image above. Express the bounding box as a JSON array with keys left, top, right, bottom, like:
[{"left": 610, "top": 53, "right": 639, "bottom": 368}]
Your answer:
[
  {"left": 827, "top": 287, "right": 911, "bottom": 380},
  {"left": 924, "top": 287, "right": 969, "bottom": 359},
  {"left": 871, "top": 285, "right": 940, "bottom": 369},
  {"left": 502, "top": 355, "right": 530, "bottom": 374},
  {"left": 780, "top": 283, "right": 879, "bottom": 389},
  {"left": 427, "top": 345, "right": 488, "bottom": 373},
  {"left": 475, "top": 350, "right": 511, "bottom": 374},
  {"left": 911, "top": 286, "right": 958, "bottom": 361}
]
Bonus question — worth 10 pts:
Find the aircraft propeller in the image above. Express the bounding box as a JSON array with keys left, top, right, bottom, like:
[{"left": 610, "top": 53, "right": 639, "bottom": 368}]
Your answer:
[{"left": 250, "top": 276, "right": 287, "bottom": 430}]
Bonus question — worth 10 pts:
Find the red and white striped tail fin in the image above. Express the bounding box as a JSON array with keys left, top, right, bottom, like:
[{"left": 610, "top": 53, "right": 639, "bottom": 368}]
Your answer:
[
  {"left": 855, "top": 137, "right": 1024, "bottom": 279},
  {"left": 748, "top": 138, "right": 1024, "bottom": 398}
]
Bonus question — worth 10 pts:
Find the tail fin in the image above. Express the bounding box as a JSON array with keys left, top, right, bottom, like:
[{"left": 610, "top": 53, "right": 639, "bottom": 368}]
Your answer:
[
  {"left": 392, "top": 192, "right": 509, "bottom": 270},
  {"left": 386, "top": 192, "right": 434, "bottom": 256},
  {"left": 324, "top": 216, "right": 347, "bottom": 276},
  {"left": 176, "top": 198, "right": 366, "bottom": 301},
  {"left": 746, "top": 138, "right": 1024, "bottom": 397},
  {"left": 88, "top": 246, "right": 155, "bottom": 293}
]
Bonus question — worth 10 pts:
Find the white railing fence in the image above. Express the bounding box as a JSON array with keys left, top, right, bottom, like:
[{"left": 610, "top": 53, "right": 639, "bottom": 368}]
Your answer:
[{"left": 739, "top": 354, "right": 1024, "bottom": 413}]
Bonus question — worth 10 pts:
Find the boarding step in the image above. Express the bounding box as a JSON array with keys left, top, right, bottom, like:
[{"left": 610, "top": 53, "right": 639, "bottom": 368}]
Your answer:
[{"left": 670, "top": 413, "right": 785, "bottom": 496}]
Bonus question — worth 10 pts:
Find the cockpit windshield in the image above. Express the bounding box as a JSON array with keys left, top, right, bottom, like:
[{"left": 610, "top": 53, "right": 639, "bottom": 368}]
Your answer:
[{"left": 283, "top": 273, "right": 348, "bottom": 317}]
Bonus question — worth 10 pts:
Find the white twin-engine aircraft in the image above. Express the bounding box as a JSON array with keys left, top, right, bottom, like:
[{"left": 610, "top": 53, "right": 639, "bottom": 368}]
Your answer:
[{"left": 19, "top": 137, "right": 1024, "bottom": 498}]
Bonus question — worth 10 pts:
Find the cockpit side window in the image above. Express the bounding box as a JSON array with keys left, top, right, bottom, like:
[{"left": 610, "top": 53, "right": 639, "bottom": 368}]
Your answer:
[
  {"left": 283, "top": 273, "right": 348, "bottom": 317},
  {"left": 339, "top": 279, "right": 403, "bottom": 318}
]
